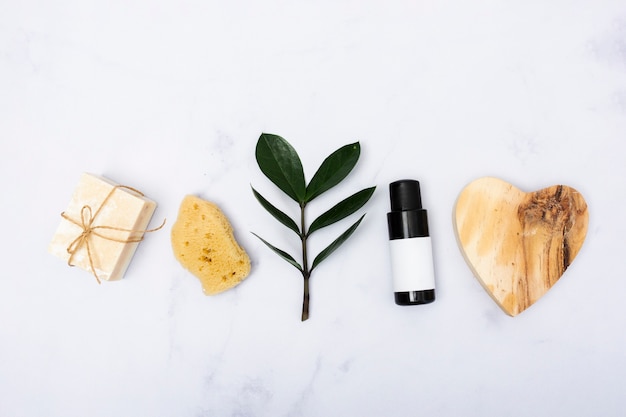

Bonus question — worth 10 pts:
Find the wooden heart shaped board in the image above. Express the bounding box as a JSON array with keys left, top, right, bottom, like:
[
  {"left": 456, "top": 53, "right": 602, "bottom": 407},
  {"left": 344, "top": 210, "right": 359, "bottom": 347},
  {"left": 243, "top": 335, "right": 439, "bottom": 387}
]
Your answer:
[{"left": 453, "top": 177, "right": 588, "bottom": 316}]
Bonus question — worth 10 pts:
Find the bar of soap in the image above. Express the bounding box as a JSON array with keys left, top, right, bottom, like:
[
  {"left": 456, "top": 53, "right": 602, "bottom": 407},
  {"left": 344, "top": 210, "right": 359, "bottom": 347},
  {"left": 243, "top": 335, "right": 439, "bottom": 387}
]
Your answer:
[
  {"left": 48, "top": 173, "right": 157, "bottom": 281},
  {"left": 171, "top": 195, "right": 251, "bottom": 295}
]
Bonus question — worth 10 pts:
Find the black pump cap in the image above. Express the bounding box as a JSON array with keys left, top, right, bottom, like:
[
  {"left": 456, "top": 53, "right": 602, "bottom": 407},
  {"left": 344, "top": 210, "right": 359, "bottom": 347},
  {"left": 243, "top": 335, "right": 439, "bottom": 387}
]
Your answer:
[
  {"left": 389, "top": 180, "right": 422, "bottom": 211},
  {"left": 387, "top": 179, "right": 429, "bottom": 239}
]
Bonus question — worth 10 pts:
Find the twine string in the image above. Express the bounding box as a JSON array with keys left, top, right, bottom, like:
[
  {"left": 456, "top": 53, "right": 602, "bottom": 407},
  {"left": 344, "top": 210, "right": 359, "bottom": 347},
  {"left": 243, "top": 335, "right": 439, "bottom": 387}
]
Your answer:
[{"left": 61, "top": 185, "right": 165, "bottom": 283}]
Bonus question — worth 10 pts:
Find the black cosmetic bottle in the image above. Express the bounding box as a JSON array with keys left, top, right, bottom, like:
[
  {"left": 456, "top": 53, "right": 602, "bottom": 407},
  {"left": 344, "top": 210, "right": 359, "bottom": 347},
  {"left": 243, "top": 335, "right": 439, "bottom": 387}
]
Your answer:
[{"left": 387, "top": 180, "right": 436, "bottom": 305}]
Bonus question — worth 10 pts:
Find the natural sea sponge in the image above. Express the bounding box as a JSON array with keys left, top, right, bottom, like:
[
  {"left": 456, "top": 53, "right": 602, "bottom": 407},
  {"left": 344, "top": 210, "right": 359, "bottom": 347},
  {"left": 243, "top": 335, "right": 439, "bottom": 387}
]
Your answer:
[{"left": 171, "top": 195, "right": 251, "bottom": 295}]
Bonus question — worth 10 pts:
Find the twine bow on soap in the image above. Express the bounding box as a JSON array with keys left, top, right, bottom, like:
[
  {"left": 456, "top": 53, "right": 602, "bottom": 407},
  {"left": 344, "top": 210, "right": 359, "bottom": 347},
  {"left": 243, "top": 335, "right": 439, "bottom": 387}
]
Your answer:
[{"left": 61, "top": 185, "right": 165, "bottom": 284}]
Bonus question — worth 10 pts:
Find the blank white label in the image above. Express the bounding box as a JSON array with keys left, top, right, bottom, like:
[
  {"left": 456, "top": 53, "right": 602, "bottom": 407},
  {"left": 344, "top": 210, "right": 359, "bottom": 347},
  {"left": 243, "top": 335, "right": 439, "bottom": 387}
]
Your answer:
[{"left": 389, "top": 236, "right": 436, "bottom": 292}]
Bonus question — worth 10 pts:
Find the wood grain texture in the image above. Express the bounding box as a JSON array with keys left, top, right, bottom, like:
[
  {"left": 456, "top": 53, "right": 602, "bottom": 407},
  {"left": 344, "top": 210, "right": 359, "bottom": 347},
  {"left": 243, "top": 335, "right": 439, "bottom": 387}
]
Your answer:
[{"left": 453, "top": 177, "right": 588, "bottom": 316}]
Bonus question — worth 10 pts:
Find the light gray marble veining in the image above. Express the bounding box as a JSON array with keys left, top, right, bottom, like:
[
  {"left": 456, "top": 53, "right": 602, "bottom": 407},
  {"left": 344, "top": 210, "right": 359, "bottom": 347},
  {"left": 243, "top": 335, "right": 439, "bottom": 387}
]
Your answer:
[{"left": 1, "top": 1, "right": 626, "bottom": 416}]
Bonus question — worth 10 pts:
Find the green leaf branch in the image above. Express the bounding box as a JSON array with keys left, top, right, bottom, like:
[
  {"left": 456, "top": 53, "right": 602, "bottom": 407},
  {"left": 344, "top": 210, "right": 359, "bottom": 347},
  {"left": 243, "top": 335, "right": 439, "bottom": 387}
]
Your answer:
[{"left": 252, "top": 133, "right": 375, "bottom": 321}]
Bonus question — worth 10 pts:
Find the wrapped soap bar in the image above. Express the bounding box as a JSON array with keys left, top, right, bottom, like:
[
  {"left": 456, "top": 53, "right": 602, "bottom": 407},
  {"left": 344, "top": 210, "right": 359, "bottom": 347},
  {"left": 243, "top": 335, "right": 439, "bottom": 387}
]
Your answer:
[{"left": 48, "top": 173, "right": 161, "bottom": 282}]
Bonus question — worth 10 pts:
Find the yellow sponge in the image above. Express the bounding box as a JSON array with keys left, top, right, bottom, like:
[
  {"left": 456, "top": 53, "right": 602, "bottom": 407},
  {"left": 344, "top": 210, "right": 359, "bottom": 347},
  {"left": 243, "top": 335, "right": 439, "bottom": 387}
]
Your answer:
[{"left": 171, "top": 195, "right": 251, "bottom": 295}]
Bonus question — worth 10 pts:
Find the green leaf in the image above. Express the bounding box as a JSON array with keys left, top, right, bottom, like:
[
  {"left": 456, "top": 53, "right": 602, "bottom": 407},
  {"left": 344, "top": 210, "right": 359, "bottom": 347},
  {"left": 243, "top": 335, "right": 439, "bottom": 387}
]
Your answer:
[
  {"left": 251, "top": 187, "right": 300, "bottom": 236},
  {"left": 256, "top": 133, "right": 306, "bottom": 203},
  {"left": 252, "top": 233, "right": 303, "bottom": 272},
  {"left": 307, "top": 187, "right": 376, "bottom": 236},
  {"left": 305, "top": 142, "right": 360, "bottom": 202},
  {"left": 310, "top": 214, "right": 366, "bottom": 272}
]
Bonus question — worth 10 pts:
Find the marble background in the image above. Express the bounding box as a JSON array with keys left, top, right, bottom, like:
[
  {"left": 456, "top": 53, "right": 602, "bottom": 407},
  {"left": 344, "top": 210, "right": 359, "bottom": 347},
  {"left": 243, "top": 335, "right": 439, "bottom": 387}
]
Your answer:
[{"left": 1, "top": 1, "right": 625, "bottom": 416}]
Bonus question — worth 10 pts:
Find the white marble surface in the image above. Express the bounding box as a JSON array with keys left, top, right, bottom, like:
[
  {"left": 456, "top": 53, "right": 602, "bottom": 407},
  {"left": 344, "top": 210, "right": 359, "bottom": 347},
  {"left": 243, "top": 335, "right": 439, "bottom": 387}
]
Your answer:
[{"left": 2, "top": 1, "right": 626, "bottom": 416}]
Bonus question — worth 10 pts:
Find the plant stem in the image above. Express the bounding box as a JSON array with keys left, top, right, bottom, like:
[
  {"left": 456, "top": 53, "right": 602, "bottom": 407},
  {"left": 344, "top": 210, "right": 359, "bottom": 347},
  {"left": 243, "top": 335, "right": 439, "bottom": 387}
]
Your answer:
[
  {"left": 300, "top": 202, "right": 310, "bottom": 321},
  {"left": 301, "top": 275, "right": 310, "bottom": 321}
]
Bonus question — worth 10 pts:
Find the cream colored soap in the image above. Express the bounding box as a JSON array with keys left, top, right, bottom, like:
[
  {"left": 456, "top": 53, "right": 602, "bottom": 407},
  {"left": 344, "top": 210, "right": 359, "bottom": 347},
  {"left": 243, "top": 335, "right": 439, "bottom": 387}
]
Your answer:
[{"left": 48, "top": 173, "right": 157, "bottom": 282}]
